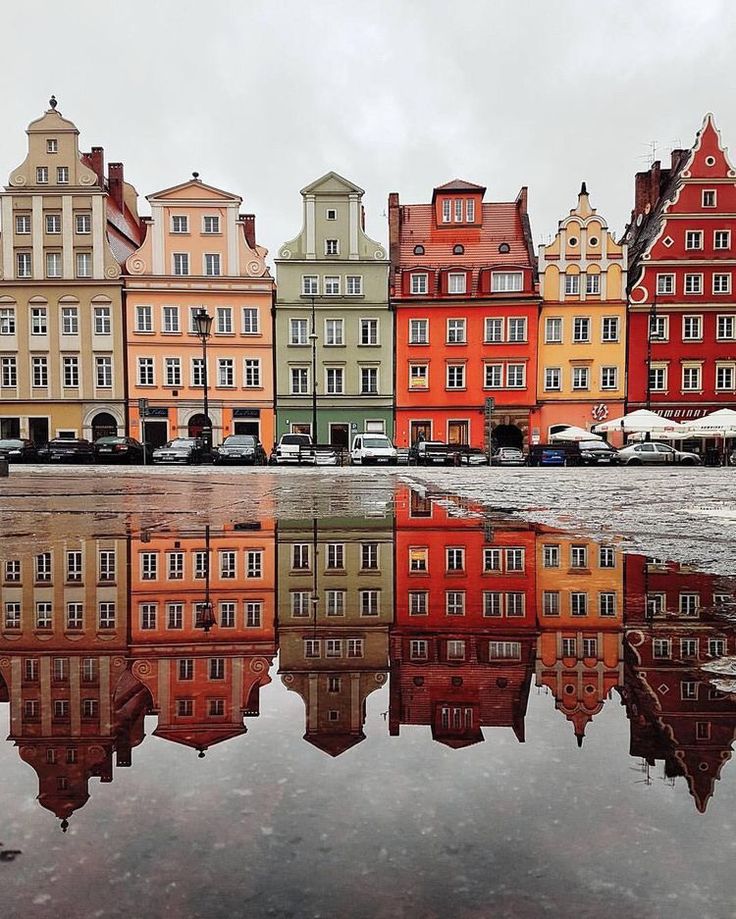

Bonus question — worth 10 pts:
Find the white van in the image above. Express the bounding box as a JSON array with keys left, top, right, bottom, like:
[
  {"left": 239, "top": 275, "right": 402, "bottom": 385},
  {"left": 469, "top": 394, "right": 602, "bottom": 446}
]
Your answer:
[{"left": 350, "top": 433, "right": 398, "bottom": 465}]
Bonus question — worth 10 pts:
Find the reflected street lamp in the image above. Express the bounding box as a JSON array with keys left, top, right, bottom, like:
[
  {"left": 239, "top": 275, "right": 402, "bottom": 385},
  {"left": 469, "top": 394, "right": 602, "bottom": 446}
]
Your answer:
[
  {"left": 195, "top": 524, "right": 216, "bottom": 633},
  {"left": 193, "top": 308, "right": 214, "bottom": 455},
  {"left": 309, "top": 296, "right": 318, "bottom": 442}
]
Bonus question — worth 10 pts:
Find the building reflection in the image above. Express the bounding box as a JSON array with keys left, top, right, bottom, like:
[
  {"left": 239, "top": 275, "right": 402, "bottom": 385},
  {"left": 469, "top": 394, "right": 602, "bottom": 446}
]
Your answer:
[{"left": 1, "top": 492, "right": 736, "bottom": 822}]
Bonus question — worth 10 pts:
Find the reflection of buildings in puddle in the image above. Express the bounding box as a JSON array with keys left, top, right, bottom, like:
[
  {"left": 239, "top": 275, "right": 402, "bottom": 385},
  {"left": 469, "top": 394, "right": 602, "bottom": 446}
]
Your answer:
[{"left": 276, "top": 516, "right": 392, "bottom": 755}]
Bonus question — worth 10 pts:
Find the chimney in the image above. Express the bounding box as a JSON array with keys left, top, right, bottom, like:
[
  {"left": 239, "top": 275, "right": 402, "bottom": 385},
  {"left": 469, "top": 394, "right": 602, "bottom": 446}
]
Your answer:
[
  {"left": 87, "top": 146, "right": 105, "bottom": 188},
  {"left": 388, "top": 192, "right": 401, "bottom": 270},
  {"left": 516, "top": 186, "right": 528, "bottom": 214},
  {"left": 242, "top": 214, "right": 257, "bottom": 249},
  {"left": 108, "top": 162, "right": 125, "bottom": 212}
]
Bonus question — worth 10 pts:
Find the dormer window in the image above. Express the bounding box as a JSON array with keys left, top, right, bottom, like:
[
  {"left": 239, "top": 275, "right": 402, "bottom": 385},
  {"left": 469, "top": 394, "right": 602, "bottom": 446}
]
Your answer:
[
  {"left": 442, "top": 200, "right": 451, "bottom": 223},
  {"left": 411, "top": 273, "right": 428, "bottom": 295},
  {"left": 413, "top": 244, "right": 425, "bottom": 255},
  {"left": 448, "top": 273, "right": 466, "bottom": 294},
  {"left": 453, "top": 244, "right": 464, "bottom": 255},
  {"left": 325, "top": 239, "right": 339, "bottom": 256},
  {"left": 466, "top": 199, "right": 475, "bottom": 222},
  {"left": 46, "top": 139, "right": 58, "bottom": 154},
  {"left": 498, "top": 243, "right": 510, "bottom": 254},
  {"left": 454, "top": 199, "right": 463, "bottom": 222}
]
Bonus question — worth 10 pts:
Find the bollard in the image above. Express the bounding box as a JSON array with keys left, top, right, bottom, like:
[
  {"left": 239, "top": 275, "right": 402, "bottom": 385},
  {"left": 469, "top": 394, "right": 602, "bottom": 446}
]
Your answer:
[{"left": 0, "top": 457, "right": 8, "bottom": 478}]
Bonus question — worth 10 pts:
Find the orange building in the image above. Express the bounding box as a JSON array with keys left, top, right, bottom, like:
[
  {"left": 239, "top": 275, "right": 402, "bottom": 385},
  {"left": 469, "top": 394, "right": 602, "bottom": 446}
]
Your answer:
[
  {"left": 124, "top": 175, "right": 275, "bottom": 449},
  {"left": 389, "top": 180, "right": 539, "bottom": 450}
]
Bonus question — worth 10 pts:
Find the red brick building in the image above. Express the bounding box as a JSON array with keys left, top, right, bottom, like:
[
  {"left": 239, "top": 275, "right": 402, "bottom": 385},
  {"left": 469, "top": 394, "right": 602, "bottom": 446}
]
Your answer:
[
  {"left": 626, "top": 115, "right": 736, "bottom": 425},
  {"left": 389, "top": 180, "right": 539, "bottom": 450}
]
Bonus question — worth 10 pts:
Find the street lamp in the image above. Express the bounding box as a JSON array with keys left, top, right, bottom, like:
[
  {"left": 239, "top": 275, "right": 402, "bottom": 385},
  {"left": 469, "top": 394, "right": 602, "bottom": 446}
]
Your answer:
[
  {"left": 193, "top": 308, "right": 213, "bottom": 454},
  {"left": 309, "top": 296, "right": 318, "bottom": 442},
  {"left": 195, "top": 524, "right": 216, "bottom": 633}
]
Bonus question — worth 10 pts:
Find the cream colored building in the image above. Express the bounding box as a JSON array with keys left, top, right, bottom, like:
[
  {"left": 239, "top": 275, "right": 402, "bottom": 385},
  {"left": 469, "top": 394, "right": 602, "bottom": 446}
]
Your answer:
[{"left": 0, "top": 99, "right": 140, "bottom": 443}]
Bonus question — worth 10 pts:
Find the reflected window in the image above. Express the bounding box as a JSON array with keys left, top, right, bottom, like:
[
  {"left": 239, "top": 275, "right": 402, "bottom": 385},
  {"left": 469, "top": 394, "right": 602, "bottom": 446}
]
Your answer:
[
  {"left": 409, "top": 547, "right": 428, "bottom": 573},
  {"left": 328, "top": 676, "right": 341, "bottom": 693},
  {"left": 562, "top": 638, "right": 577, "bottom": 657},
  {"left": 304, "top": 639, "right": 320, "bottom": 659},
  {"left": 646, "top": 593, "right": 665, "bottom": 617},
  {"left": 209, "top": 700, "right": 225, "bottom": 717},
  {"left": 347, "top": 638, "right": 364, "bottom": 658},
  {"left": 409, "top": 591, "right": 428, "bottom": 616},
  {"left": 360, "top": 590, "right": 380, "bottom": 616},
  {"left": 489, "top": 641, "right": 521, "bottom": 660},
  {"left": 542, "top": 545, "right": 560, "bottom": 568},
  {"left": 4, "top": 602, "right": 21, "bottom": 629},
  {"left": 652, "top": 639, "right": 671, "bottom": 659},
  {"left": 35, "top": 552, "right": 52, "bottom": 582},
  {"left": 141, "top": 552, "right": 158, "bottom": 580},
  {"left": 247, "top": 550, "right": 263, "bottom": 579},
  {"left": 361, "top": 543, "right": 379, "bottom": 570},
  {"left": 177, "top": 699, "right": 193, "bottom": 717},
  {"left": 168, "top": 603, "right": 184, "bottom": 629},
  {"left": 681, "top": 682, "right": 698, "bottom": 700},
  {"left": 220, "top": 551, "right": 236, "bottom": 579},
  {"left": 680, "top": 593, "right": 700, "bottom": 616},
  {"left": 599, "top": 593, "right": 617, "bottom": 617},
  {"left": 599, "top": 546, "right": 616, "bottom": 568},
  {"left": 446, "top": 547, "right": 464, "bottom": 572},
  {"left": 446, "top": 591, "right": 465, "bottom": 616},
  {"left": 66, "top": 550, "right": 83, "bottom": 583},
  {"left": 680, "top": 639, "right": 698, "bottom": 658},
  {"left": 292, "top": 544, "right": 310, "bottom": 571},
  {"left": 542, "top": 591, "right": 560, "bottom": 616},
  {"left": 326, "top": 590, "right": 346, "bottom": 617},
  {"left": 178, "top": 659, "right": 194, "bottom": 681},
  {"left": 582, "top": 638, "right": 598, "bottom": 658},
  {"left": 447, "top": 640, "right": 466, "bottom": 661},
  {"left": 209, "top": 658, "right": 225, "bottom": 680},
  {"left": 167, "top": 553, "right": 184, "bottom": 580},
  {"left": 709, "top": 638, "right": 726, "bottom": 657},
  {"left": 484, "top": 548, "right": 501, "bottom": 572},
  {"left": 506, "top": 592, "right": 525, "bottom": 617},
  {"left": 483, "top": 592, "right": 502, "bottom": 617},
  {"left": 570, "top": 545, "right": 588, "bottom": 569},
  {"left": 36, "top": 602, "right": 52, "bottom": 629},
  {"left": 99, "top": 602, "right": 116, "bottom": 629},
  {"left": 326, "top": 639, "right": 342, "bottom": 659},
  {"left": 4, "top": 560, "right": 21, "bottom": 582},
  {"left": 571, "top": 592, "right": 588, "bottom": 616},
  {"left": 99, "top": 550, "right": 116, "bottom": 582},
  {"left": 194, "top": 551, "right": 207, "bottom": 579},
  {"left": 505, "top": 548, "right": 524, "bottom": 572},
  {"left": 246, "top": 602, "right": 262, "bottom": 628},
  {"left": 140, "top": 603, "right": 157, "bottom": 630},
  {"left": 410, "top": 639, "right": 428, "bottom": 661},
  {"left": 291, "top": 591, "right": 311, "bottom": 618}
]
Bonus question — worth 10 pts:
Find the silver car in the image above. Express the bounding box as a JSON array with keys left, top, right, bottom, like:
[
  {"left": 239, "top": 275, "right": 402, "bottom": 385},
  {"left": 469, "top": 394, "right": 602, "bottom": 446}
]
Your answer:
[{"left": 617, "top": 442, "right": 701, "bottom": 466}]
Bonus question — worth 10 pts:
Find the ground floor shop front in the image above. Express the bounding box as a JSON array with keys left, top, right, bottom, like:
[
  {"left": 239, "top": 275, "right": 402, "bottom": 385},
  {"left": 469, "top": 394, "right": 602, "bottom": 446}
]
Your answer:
[
  {"left": 128, "top": 401, "right": 275, "bottom": 450},
  {"left": 275, "top": 404, "right": 394, "bottom": 447},
  {"left": 0, "top": 401, "right": 125, "bottom": 443},
  {"left": 394, "top": 406, "right": 531, "bottom": 450},
  {"left": 531, "top": 400, "right": 627, "bottom": 447}
]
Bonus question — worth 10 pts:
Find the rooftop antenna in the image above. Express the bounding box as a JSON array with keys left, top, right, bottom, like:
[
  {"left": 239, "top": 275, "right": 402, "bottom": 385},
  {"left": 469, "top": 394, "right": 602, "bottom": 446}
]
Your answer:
[{"left": 639, "top": 141, "right": 658, "bottom": 166}]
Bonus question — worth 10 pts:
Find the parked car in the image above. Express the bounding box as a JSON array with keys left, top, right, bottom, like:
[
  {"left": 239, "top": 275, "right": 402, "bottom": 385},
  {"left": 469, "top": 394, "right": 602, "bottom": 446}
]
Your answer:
[
  {"left": 315, "top": 445, "right": 340, "bottom": 466},
  {"left": 37, "top": 438, "right": 96, "bottom": 463},
  {"left": 527, "top": 443, "right": 583, "bottom": 467},
  {"left": 214, "top": 435, "right": 267, "bottom": 465},
  {"left": 270, "top": 433, "right": 316, "bottom": 465},
  {"left": 617, "top": 442, "right": 701, "bottom": 466},
  {"left": 152, "top": 437, "right": 205, "bottom": 465},
  {"left": 94, "top": 436, "right": 149, "bottom": 464},
  {"left": 461, "top": 447, "right": 490, "bottom": 466},
  {"left": 350, "top": 433, "right": 398, "bottom": 465},
  {"left": 409, "top": 441, "right": 454, "bottom": 465},
  {"left": 578, "top": 440, "right": 620, "bottom": 465},
  {"left": 0, "top": 438, "right": 38, "bottom": 462},
  {"left": 490, "top": 447, "right": 526, "bottom": 467}
]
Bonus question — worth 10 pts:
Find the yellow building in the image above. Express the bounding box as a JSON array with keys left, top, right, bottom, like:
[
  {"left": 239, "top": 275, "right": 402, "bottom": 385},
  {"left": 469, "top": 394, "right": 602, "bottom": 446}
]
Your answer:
[{"left": 534, "top": 184, "right": 627, "bottom": 444}]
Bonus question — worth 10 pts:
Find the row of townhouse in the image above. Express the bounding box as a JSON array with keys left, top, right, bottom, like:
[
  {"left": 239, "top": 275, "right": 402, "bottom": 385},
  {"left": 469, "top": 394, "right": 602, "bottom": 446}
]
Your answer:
[
  {"left": 1, "top": 101, "right": 734, "bottom": 450},
  {"left": 2, "top": 488, "right": 735, "bottom": 822}
]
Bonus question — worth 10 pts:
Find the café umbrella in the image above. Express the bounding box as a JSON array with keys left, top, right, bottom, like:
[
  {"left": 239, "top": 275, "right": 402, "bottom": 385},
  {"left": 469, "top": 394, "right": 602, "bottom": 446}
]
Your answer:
[
  {"left": 683, "top": 408, "right": 736, "bottom": 436},
  {"left": 592, "top": 409, "right": 686, "bottom": 436},
  {"left": 549, "top": 425, "right": 602, "bottom": 442}
]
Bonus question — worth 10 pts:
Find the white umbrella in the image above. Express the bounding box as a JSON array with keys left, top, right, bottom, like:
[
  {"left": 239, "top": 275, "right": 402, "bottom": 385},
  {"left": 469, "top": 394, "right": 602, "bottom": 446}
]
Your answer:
[
  {"left": 592, "top": 409, "right": 686, "bottom": 435},
  {"left": 684, "top": 408, "right": 736, "bottom": 435},
  {"left": 549, "top": 425, "right": 602, "bottom": 442}
]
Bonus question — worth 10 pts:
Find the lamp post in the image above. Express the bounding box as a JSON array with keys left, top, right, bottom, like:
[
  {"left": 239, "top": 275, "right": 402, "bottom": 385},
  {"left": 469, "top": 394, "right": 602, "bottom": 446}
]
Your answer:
[
  {"left": 193, "top": 308, "right": 214, "bottom": 455},
  {"left": 195, "top": 524, "right": 216, "bottom": 633},
  {"left": 309, "top": 296, "right": 318, "bottom": 442}
]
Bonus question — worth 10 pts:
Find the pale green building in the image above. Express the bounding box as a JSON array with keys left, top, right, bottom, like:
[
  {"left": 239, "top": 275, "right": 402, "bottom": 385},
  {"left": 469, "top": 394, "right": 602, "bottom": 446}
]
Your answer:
[{"left": 275, "top": 172, "right": 392, "bottom": 446}]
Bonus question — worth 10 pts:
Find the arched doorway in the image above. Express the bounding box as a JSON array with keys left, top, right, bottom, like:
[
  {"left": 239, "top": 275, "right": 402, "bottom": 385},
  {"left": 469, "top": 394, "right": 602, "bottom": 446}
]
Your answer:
[
  {"left": 493, "top": 424, "right": 523, "bottom": 449},
  {"left": 91, "top": 412, "right": 118, "bottom": 441},
  {"left": 188, "top": 413, "right": 211, "bottom": 438}
]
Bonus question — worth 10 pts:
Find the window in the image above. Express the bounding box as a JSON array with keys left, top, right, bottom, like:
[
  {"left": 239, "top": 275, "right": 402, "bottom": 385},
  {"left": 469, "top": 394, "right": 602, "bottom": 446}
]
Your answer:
[
  {"left": 361, "top": 367, "right": 378, "bottom": 394},
  {"left": 360, "top": 318, "right": 378, "bottom": 345},
  {"left": 713, "top": 273, "right": 731, "bottom": 294},
  {"left": 681, "top": 638, "right": 698, "bottom": 658},
  {"left": 290, "top": 367, "right": 309, "bottom": 395},
  {"left": 302, "top": 275, "right": 319, "bottom": 295},
  {"left": 203, "top": 215, "right": 220, "bottom": 234},
  {"left": 216, "top": 602, "right": 233, "bottom": 628},
  {"left": 326, "top": 543, "right": 345, "bottom": 570},
  {"left": 46, "top": 252, "right": 62, "bottom": 278},
  {"left": 326, "top": 208, "right": 337, "bottom": 221},
  {"left": 409, "top": 591, "right": 428, "bottom": 616},
  {"left": 210, "top": 658, "right": 225, "bottom": 680},
  {"left": 141, "top": 604, "right": 157, "bottom": 630},
  {"left": 410, "top": 273, "right": 428, "bottom": 294},
  {"left": 3, "top": 601, "right": 20, "bottom": 630},
  {"left": 586, "top": 274, "right": 600, "bottom": 295},
  {"left": 24, "top": 658, "right": 39, "bottom": 681},
  {"left": 16, "top": 252, "right": 32, "bottom": 277},
  {"left": 442, "top": 200, "right": 451, "bottom": 223},
  {"left": 98, "top": 602, "right": 116, "bottom": 629},
  {"left": 326, "top": 590, "right": 345, "bottom": 617},
  {"left": 572, "top": 367, "right": 589, "bottom": 390},
  {"left": 717, "top": 315, "right": 735, "bottom": 340},
  {"left": 171, "top": 215, "right": 189, "bottom": 234},
  {"left": 76, "top": 213, "right": 91, "bottom": 234},
  {"left": 176, "top": 699, "right": 193, "bottom": 717},
  {"left": 506, "top": 364, "right": 525, "bottom": 388},
  {"left": 35, "top": 601, "right": 52, "bottom": 629},
  {"left": 485, "top": 317, "right": 504, "bottom": 342},
  {"left": 178, "top": 659, "right": 194, "bottom": 681},
  {"left": 0, "top": 308, "right": 15, "bottom": 335},
  {"left": 716, "top": 364, "right": 735, "bottom": 390},
  {"left": 505, "top": 592, "right": 524, "bottom": 617},
  {"left": 220, "top": 550, "right": 236, "bottom": 579},
  {"left": 325, "top": 318, "right": 343, "bottom": 345},
  {"left": 448, "top": 273, "right": 466, "bottom": 294},
  {"left": 244, "top": 359, "right": 261, "bottom": 387},
  {"left": 483, "top": 548, "right": 501, "bottom": 571},
  {"left": 32, "top": 356, "right": 48, "bottom": 387},
  {"left": 542, "top": 591, "right": 560, "bottom": 616},
  {"left": 653, "top": 639, "right": 671, "bottom": 659},
  {"left": 649, "top": 365, "right": 667, "bottom": 391},
  {"left": 492, "top": 272, "right": 522, "bottom": 292},
  {"left": 65, "top": 550, "right": 82, "bottom": 582},
  {"left": 714, "top": 230, "right": 731, "bottom": 250},
  {"left": 162, "top": 306, "right": 180, "bottom": 333},
  {"left": 292, "top": 544, "right": 310, "bottom": 570},
  {"left": 76, "top": 252, "right": 92, "bottom": 278},
  {"left": 447, "top": 640, "right": 466, "bottom": 661},
  {"left": 682, "top": 365, "right": 702, "bottom": 391},
  {"left": 544, "top": 367, "right": 561, "bottom": 391},
  {"left": 601, "top": 317, "right": 619, "bottom": 342},
  {"left": 571, "top": 545, "right": 588, "bottom": 568},
  {"left": 571, "top": 592, "right": 588, "bottom": 616},
  {"left": 218, "top": 358, "right": 234, "bottom": 386},
  {"left": 31, "top": 307, "right": 47, "bottom": 335},
  {"left": 4, "top": 559, "right": 21, "bottom": 582},
  {"left": 242, "top": 308, "right": 259, "bottom": 334},
  {"left": 325, "top": 239, "right": 339, "bottom": 255},
  {"left": 599, "top": 546, "right": 616, "bottom": 568},
  {"left": 173, "top": 253, "right": 189, "bottom": 275},
  {"left": 346, "top": 275, "right": 363, "bottom": 295},
  {"left": 565, "top": 275, "right": 580, "bottom": 295},
  {"left": 685, "top": 230, "right": 703, "bottom": 250},
  {"left": 599, "top": 592, "right": 617, "bottom": 617},
  {"left": 446, "top": 591, "right": 465, "bottom": 616},
  {"left": 0, "top": 357, "right": 16, "bottom": 387},
  {"left": 466, "top": 199, "right": 475, "bottom": 222},
  {"left": 702, "top": 190, "right": 716, "bottom": 207},
  {"left": 216, "top": 307, "right": 233, "bottom": 334},
  {"left": 95, "top": 356, "right": 112, "bottom": 388},
  {"left": 205, "top": 254, "right": 221, "bottom": 276},
  {"left": 165, "top": 357, "right": 182, "bottom": 386},
  {"left": 447, "top": 318, "right": 466, "bottom": 343},
  {"left": 409, "top": 547, "right": 428, "bottom": 572},
  {"left": 508, "top": 317, "right": 527, "bottom": 342},
  {"left": 324, "top": 639, "right": 342, "bottom": 659},
  {"left": 360, "top": 590, "right": 380, "bottom": 616},
  {"left": 573, "top": 317, "right": 590, "bottom": 342},
  {"left": 324, "top": 276, "right": 340, "bottom": 296},
  {"left": 46, "top": 214, "right": 61, "bottom": 234},
  {"left": 192, "top": 358, "right": 205, "bottom": 387},
  {"left": 409, "top": 318, "right": 429, "bottom": 343},
  {"left": 137, "top": 357, "right": 154, "bottom": 386},
  {"left": 506, "top": 548, "right": 524, "bottom": 571},
  {"left": 681, "top": 682, "right": 698, "bottom": 700},
  {"left": 489, "top": 641, "right": 521, "bottom": 660},
  {"left": 410, "top": 639, "right": 428, "bottom": 661},
  {"left": 685, "top": 274, "right": 703, "bottom": 295},
  {"left": 656, "top": 274, "right": 675, "bottom": 295},
  {"left": 446, "top": 365, "right": 465, "bottom": 389},
  {"left": 291, "top": 591, "right": 310, "bottom": 618},
  {"left": 680, "top": 593, "right": 700, "bottom": 616},
  {"left": 361, "top": 542, "right": 379, "bottom": 570},
  {"left": 167, "top": 552, "right": 184, "bottom": 580},
  {"left": 446, "top": 547, "right": 464, "bottom": 572},
  {"left": 454, "top": 199, "right": 463, "bottom": 222},
  {"left": 61, "top": 306, "right": 78, "bottom": 335},
  {"left": 94, "top": 306, "right": 111, "bottom": 335},
  {"left": 62, "top": 356, "right": 79, "bottom": 387},
  {"left": 36, "top": 166, "right": 48, "bottom": 184},
  {"left": 709, "top": 638, "right": 726, "bottom": 657},
  {"left": 57, "top": 166, "right": 69, "bottom": 184},
  {"left": 247, "top": 550, "right": 263, "bottom": 579},
  {"left": 16, "top": 214, "right": 31, "bottom": 234},
  {"left": 64, "top": 602, "right": 82, "bottom": 630},
  {"left": 304, "top": 639, "right": 320, "bottom": 659},
  {"left": 409, "top": 364, "right": 428, "bottom": 389},
  {"left": 54, "top": 701, "right": 70, "bottom": 720},
  {"left": 136, "top": 305, "right": 153, "bottom": 333},
  {"left": 682, "top": 316, "right": 702, "bottom": 343}
]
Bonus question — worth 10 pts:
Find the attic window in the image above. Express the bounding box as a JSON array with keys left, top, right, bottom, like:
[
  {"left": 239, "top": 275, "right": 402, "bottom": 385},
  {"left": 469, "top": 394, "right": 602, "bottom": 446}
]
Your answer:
[
  {"left": 498, "top": 243, "right": 510, "bottom": 254},
  {"left": 663, "top": 236, "right": 674, "bottom": 248},
  {"left": 568, "top": 236, "right": 579, "bottom": 247},
  {"left": 46, "top": 139, "right": 58, "bottom": 154},
  {"left": 705, "top": 155, "right": 716, "bottom": 167},
  {"left": 453, "top": 244, "right": 464, "bottom": 255},
  {"left": 413, "top": 244, "right": 425, "bottom": 255},
  {"left": 326, "top": 209, "right": 337, "bottom": 220},
  {"left": 588, "top": 236, "right": 599, "bottom": 246}
]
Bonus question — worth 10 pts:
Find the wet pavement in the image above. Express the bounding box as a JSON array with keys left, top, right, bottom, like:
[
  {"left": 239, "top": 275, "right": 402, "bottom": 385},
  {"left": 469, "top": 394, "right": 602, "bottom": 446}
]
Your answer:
[{"left": 1, "top": 467, "right": 736, "bottom": 918}]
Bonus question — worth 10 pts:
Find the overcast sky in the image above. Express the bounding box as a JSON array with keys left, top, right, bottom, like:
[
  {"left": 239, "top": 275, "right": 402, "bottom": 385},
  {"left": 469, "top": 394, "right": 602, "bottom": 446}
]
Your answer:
[{"left": 2, "top": 1, "right": 735, "bottom": 261}]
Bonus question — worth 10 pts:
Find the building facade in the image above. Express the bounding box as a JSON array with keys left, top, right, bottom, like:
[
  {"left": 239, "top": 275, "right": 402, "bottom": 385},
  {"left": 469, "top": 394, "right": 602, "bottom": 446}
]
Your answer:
[
  {"left": 275, "top": 172, "right": 391, "bottom": 446},
  {"left": 389, "top": 180, "right": 539, "bottom": 450},
  {"left": 124, "top": 176, "right": 274, "bottom": 449},
  {"left": 534, "top": 185, "right": 627, "bottom": 443},
  {"left": 626, "top": 115, "right": 736, "bottom": 424},
  {"left": 0, "top": 99, "right": 140, "bottom": 443}
]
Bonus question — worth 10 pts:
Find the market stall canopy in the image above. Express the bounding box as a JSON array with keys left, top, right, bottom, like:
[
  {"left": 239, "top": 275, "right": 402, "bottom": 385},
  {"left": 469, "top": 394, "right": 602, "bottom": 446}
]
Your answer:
[
  {"left": 592, "top": 409, "right": 686, "bottom": 435},
  {"left": 549, "top": 426, "right": 602, "bottom": 442},
  {"left": 683, "top": 408, "right": 736, "bottom": 436}
]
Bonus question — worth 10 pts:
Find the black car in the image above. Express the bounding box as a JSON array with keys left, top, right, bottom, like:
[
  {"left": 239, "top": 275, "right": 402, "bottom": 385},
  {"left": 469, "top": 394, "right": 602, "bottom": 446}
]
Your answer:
[
  {"left": 38, "top": 438, "right": 96, "bottom": 463},
  {"left": 0, "top": 438, "right": 38, "bottom": 462},
  {"left": 94, "top": 436, "right": 150, "bottom": 464},
  {"left": 214, "top": 435, "right": 267, "bottom": 465},
  {"left": 578, "top": 440, "right": 619, "bottom": 465}
]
